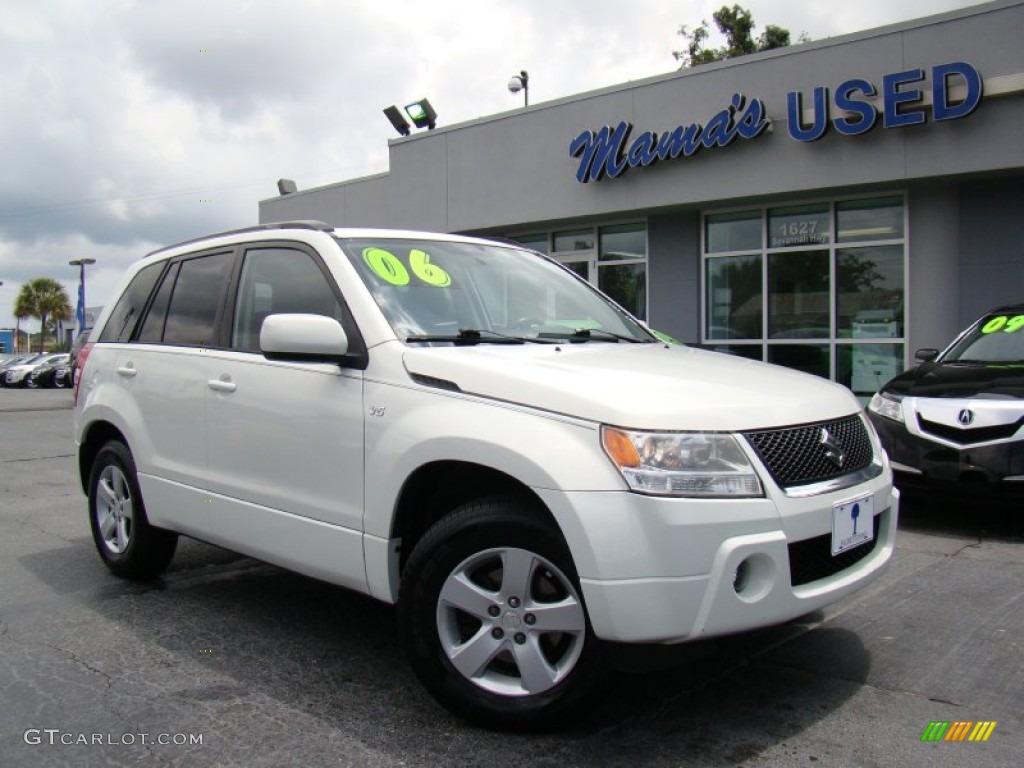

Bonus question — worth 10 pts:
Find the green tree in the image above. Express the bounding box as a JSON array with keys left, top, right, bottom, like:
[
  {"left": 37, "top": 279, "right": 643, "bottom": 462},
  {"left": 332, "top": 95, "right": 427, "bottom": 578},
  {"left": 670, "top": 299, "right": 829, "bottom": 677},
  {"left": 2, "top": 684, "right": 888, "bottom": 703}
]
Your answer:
[
  {"left": 673, "top": 4, "right": 800, "bottom": 68},
  {"left": 15, "top": 277, "right": 72, "bottom": 352}
]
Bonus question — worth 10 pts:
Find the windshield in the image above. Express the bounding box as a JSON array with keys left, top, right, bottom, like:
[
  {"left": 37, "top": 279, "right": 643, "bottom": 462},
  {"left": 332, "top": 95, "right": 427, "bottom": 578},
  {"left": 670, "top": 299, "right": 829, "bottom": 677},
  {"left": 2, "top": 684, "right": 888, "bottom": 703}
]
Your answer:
[
  {"left": 943, "top": 311, "right": 1024, "bottom": 363},
  {"left": 337, "top": 237, "right": 653, "bottom": 344}
]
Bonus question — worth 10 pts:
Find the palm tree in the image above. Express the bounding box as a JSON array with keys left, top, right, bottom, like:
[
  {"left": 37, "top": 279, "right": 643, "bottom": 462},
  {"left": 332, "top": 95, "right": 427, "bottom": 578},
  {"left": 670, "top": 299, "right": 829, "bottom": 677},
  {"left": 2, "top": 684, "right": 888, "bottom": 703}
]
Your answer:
[{"left": 15, "top": 278, "right": 73, "bottom": 352}]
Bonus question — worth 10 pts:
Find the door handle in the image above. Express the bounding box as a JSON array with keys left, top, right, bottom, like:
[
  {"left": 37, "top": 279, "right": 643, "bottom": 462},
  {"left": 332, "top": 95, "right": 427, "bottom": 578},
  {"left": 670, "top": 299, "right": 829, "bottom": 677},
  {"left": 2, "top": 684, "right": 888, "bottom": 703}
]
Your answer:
[
  {"left": 116, "top": 363, "right": 137, "bottom": 378},
  {"left": 208, "top": 375, "right": 237, "bottom": 393}
]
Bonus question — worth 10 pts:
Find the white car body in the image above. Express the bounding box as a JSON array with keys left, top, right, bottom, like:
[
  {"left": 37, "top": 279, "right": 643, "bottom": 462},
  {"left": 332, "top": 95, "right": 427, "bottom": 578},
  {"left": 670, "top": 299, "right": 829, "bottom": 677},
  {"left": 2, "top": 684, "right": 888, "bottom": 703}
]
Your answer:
[{"left": 74, "top": 224, "right": 898, "bottom": 725}]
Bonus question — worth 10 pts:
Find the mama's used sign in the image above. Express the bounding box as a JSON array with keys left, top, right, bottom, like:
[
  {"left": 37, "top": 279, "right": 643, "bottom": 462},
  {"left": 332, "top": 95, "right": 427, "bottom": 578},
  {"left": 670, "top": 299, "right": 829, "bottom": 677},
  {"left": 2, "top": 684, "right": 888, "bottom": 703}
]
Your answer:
[{"left": 569, "top": 62, "right": 982, "bottom": 183}]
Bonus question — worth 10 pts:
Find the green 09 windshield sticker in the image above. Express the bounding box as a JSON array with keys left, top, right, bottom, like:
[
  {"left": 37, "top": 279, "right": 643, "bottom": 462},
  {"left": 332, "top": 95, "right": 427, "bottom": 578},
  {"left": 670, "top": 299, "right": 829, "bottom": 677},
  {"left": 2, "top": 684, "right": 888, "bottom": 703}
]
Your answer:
[
  {"left": 981, "top": 314, "right": 1024, "bottom": 334},
  {"left": 362, "top": 247, "right": 451, "bottom": 287}
]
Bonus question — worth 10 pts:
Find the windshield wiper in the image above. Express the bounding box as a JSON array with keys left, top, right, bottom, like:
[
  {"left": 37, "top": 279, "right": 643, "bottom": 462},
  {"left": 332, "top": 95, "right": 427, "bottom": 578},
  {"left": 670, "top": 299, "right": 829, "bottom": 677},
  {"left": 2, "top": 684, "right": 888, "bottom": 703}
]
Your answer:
[
  {"left": 405, "top": 328, "right": 557, "bottom": 345},
  {"left": 538, "top": 328, "right": 650, "bottom": 343}
]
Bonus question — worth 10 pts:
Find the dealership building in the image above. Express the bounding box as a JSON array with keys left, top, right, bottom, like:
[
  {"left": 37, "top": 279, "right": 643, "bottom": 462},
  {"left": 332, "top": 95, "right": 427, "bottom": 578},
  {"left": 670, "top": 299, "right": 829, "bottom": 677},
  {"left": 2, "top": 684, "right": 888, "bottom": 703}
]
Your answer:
[{"left": 260, "top": 0, "right": 1024, "bottom": 401}]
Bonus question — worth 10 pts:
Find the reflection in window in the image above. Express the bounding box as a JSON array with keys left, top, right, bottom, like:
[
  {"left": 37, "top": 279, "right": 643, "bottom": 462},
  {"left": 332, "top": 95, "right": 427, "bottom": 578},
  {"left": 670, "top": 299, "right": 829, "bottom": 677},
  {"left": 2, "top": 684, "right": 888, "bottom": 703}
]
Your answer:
[
  {"left": 837, "top": 196, "right": 903, "bottom": 242},
  {"left": 836, "top": 246, "right": 904, "bottom": 339},
  {"left": 232, "top": 248, "right": 345, "bottom": 352},
  {"left": 598, "top": 262, "right": 646, "bottom": 320},
  {"left": 162, "top": 253, "right": 234, "bottom": 346},
  {"left": 768, "top": 204, "right": 830, "bottom": 248},
  {"left": 511, "top": 233, "right": 549, "bottom": 254},
  {"left": 706, "top": 210, "right": 761, "bottom": 253},
  {"left": 599, "top": 223, "right": 645, "bottom": 262},
  {"left": 553, "top": 229, "right": 595, "bottom": 252},
  {"left": 768, "top": 344, "right": 830, "bottom": 379},
  {"left": 707, "top": 254, "right": 762, "bottom": 339},
  {"left": 768, "top": 251, "right": 829, "bottom": 339},
  {"left": 838, "top": 343, "right": 904, "bottom": 403},
  {"left": 703, "top": 195, "right": 906, "bottom": 388}
]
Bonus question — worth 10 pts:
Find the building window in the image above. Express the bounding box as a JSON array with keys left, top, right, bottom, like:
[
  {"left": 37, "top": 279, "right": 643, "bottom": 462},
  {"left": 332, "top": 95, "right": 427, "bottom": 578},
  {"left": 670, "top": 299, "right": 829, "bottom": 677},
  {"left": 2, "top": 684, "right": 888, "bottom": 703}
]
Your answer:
[
  {"left": 703, "top": 195, "right": 906, "bottom": 401},
  {"left": 510, "top": 222, "right": 648, "bottom": 321}
]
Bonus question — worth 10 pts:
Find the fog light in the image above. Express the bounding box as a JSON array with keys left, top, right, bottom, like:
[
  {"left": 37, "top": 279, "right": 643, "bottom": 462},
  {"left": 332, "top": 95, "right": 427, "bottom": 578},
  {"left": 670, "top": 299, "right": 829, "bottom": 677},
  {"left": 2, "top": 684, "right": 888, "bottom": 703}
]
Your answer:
[{"left": 733, "top": 559, "right": 750, "bottom": 594}]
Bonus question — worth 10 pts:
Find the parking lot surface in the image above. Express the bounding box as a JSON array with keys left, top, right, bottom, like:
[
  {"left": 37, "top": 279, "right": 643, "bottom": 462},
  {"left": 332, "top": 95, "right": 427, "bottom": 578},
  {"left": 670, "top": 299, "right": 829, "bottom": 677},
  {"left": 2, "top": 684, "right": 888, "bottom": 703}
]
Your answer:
[{"left": 0, "top": 387, "right": 1021, "bottom": 766}]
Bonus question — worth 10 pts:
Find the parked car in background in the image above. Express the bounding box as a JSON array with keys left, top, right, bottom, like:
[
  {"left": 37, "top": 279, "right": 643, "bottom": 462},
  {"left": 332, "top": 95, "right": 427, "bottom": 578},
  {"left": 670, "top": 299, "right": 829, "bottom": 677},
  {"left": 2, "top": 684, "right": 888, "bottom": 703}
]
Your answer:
[
  {"left": 1, "top": 354, "right": 42, "bottom": 387},
  {"left": 868, "top": 303, "right": 1024, "bottom": 498},
  {"left": 26, "top": 354, "right": 72, "bottom": 389},
  {"left": 4, "top": 353, "right": 68, "bottom": 388},
  {"left": 1, "top": 354, "right": 34, "bottom": 376}
]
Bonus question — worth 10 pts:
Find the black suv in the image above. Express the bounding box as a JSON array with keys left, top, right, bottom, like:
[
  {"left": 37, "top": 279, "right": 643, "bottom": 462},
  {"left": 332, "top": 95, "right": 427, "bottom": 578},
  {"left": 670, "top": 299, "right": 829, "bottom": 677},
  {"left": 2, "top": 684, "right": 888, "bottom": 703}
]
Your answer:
[{"left": 867, "top": 304, "right": 1024, "bottom": 497}]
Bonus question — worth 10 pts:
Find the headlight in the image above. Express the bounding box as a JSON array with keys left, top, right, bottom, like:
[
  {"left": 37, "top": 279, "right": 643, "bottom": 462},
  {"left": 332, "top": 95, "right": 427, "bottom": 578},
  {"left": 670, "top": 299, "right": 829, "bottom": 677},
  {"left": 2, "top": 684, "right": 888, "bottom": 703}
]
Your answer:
[
  {"left": 868, "top": 392, "right": 903, "bottom": 422},
  {"left": 601, "top": 426, "right": 763, "bottom": 497}
]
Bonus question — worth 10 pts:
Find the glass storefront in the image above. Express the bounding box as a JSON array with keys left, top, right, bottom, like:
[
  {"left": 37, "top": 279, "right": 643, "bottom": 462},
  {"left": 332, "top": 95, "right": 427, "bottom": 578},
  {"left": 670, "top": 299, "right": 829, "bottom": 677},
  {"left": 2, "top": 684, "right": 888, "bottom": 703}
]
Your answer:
[
  {"left": 703, "top": 195, "right": 906, "bottom": 401},
  {"left": 510, "top": 223, "right": 648, "bottom": 321}
]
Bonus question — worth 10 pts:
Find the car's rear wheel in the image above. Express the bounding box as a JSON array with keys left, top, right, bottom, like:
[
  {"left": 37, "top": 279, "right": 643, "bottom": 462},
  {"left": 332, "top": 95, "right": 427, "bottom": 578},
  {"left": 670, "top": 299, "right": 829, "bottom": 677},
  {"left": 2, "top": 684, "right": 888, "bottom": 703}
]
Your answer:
[
  {"left": 399, "top": 496, "right": 602, "bottom": 730},
  {"left": 88, "top": 440, "right": 178, "bottom": 579}
]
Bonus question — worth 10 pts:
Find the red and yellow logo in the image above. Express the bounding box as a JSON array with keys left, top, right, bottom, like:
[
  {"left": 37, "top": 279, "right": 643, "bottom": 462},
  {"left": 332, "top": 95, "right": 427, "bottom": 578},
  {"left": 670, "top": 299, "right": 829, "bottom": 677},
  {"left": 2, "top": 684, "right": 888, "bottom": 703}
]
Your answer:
[{"left": 921, "top": 721, "right": 997, "bottom": 742}]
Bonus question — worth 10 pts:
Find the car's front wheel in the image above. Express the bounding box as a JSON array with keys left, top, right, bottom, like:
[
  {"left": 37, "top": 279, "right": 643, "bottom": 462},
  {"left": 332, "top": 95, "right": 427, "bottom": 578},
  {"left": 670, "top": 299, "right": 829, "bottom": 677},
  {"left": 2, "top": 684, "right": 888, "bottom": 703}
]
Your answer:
[
  {"left": 88, "top": 439, "right": 178, "bottom": 579},
  {"left": 399, "top": 497, "right": 602, "bottom": 730}
]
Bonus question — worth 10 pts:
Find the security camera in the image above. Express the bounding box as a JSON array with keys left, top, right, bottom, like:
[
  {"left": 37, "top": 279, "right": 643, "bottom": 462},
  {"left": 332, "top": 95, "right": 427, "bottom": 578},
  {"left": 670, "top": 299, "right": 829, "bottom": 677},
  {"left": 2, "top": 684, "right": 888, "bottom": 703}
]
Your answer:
[{"left": 508, "top": 76, "right": 524, "bottom": 94}]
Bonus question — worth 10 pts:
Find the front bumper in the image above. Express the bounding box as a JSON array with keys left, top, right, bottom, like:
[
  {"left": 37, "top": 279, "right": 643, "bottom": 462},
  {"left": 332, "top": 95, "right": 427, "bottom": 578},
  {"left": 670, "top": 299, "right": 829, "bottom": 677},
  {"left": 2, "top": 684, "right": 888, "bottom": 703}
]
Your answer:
[
  {"left": 868, "top": 411, "right": 1024, "bottom": 497},
  {"left": 535, "top": 474, "right": 898, "bottom": 644}
]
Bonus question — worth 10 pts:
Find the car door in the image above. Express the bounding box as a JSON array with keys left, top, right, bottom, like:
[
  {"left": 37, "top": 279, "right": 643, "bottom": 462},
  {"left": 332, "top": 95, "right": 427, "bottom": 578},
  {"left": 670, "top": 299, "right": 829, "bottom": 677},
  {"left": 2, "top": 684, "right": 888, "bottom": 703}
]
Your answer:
[
  {"left": 124, "top": 250, "right": 235, "bottom": 536},
  {"left": 204, "top": 243, "right": 367, "bottom": 590}
]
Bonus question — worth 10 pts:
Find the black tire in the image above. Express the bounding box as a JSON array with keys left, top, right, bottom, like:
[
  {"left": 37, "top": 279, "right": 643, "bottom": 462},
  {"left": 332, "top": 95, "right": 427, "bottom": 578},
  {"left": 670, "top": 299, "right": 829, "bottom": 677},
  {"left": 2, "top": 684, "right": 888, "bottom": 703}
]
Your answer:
[
  {"left": 398, "top": 496, "right": 603, "bottom": 730},
  {"left": 88, "top": 440, "right": 178, "bottom": 579}
]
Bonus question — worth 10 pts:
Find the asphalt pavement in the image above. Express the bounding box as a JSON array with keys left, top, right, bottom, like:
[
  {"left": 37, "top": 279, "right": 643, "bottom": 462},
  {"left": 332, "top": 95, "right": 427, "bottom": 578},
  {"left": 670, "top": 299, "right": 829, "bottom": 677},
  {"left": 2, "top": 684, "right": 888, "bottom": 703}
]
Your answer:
[{"left": 0, "top": 387, "right": 1021, "bottom": 767}]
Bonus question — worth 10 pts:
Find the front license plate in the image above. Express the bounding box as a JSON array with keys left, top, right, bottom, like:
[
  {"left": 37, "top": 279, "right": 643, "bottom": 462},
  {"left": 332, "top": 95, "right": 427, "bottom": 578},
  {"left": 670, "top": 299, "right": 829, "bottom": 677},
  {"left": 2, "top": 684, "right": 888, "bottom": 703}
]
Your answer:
[{"left": 831, "top": 494, "right": 875, "bottom": 556}]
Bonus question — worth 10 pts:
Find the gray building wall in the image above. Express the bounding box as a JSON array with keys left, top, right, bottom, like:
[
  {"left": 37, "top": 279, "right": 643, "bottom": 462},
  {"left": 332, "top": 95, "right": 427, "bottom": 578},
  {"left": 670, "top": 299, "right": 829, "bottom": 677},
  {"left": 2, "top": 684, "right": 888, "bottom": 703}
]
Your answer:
[
  {"left": 958, "top": 179, "right": 1024, "bottom": 326},
  {"left": 647, "top": 212, "right": 700, "bottom": 342},
  {"left": 262, "top": 1, "right": 1024, "bottom": 237},
  {"left": 260, "top": 1, "right": 1024, "bottom": 365}
]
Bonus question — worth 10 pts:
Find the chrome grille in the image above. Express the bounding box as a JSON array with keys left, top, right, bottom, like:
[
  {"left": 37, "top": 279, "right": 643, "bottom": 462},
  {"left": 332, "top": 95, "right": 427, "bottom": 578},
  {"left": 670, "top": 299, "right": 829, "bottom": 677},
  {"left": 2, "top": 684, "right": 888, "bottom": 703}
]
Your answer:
[{"left": 743, "top": 415, "right": 873, "bottom": 488}]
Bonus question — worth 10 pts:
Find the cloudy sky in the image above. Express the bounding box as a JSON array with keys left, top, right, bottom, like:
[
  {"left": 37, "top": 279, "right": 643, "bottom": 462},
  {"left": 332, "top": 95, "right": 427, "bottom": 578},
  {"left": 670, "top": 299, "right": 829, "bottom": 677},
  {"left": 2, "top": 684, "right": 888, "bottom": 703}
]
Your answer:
[{"left": 0, "top": 0, "right": 990, "bottom": 334}]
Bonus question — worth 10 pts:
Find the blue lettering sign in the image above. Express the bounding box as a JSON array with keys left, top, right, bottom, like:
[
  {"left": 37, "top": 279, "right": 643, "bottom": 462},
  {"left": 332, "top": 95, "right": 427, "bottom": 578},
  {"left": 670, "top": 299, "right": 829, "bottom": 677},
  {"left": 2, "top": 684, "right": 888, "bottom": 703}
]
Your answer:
[
  {"left": 787, "top": 87, "right": 829, "bottom": 142},
  {"left": 569, "top": 94, "right": 768, "bottom": 183},
  {"left": 568, "top": 122, "right": 631, "bottom": 183},
  {"left": 932, "top": 61, "right": 983, "bottom": 121},
  {"left": 882, "top": 68, "right": 926, "bottom": 128},
  {"left": 573, "top": 61, "right": 982, "bottom": 180},
  {"left": 833, "top": 79, "right": 878, "bottom": 136}
]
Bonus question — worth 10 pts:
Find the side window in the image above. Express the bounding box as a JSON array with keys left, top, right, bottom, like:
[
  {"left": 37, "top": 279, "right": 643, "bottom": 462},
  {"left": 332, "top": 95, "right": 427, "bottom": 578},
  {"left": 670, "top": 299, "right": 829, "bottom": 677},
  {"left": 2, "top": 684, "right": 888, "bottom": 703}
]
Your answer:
[
  {"left": 136, "top": 262, "right": 179, "bottom": 343},
  {"left": 232, "top": 247, "right": 345, "bottom": 352},
  {"left": 97, "top": 262, "right": 164, "bottom": 343},
  {"left": 162, "top": 252, "right": 234, "bottom": 346}
]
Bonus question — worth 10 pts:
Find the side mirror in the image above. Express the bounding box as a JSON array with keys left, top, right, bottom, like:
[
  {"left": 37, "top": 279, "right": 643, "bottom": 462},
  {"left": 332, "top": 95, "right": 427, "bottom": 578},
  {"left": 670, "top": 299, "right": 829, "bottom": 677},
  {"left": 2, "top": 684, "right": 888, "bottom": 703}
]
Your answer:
[
  {"left": 260, "top": 314, "right": 349, "bottom": 364},
  {"left": 914, "top": 348, "right": 939, "bottom": 363}
]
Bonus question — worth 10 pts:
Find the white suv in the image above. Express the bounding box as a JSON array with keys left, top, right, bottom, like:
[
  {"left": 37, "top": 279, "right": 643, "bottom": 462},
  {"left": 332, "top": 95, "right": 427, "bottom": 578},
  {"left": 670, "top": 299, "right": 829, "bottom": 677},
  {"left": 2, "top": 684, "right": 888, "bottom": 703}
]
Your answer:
[{"left": 74, "top": 222, "right": 898, "bottom": 729}]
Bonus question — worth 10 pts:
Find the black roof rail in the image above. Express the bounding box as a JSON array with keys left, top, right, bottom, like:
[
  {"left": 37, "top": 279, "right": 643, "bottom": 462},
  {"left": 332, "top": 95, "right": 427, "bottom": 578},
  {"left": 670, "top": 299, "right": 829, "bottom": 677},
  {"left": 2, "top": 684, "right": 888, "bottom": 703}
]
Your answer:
[{"left": 146, "top": 220, "right": 335, "bottom": 257}]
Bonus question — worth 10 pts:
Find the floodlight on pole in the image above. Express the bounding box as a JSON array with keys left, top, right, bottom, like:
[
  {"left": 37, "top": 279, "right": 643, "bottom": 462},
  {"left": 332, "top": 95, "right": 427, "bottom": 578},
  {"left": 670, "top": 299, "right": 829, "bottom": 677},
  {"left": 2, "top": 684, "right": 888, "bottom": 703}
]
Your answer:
[
  {"left": 383, "top": 105, "right": 412, "bottom": 136},
  {"left": 403, "top": 98, "right": 437, "bottom": 130}
]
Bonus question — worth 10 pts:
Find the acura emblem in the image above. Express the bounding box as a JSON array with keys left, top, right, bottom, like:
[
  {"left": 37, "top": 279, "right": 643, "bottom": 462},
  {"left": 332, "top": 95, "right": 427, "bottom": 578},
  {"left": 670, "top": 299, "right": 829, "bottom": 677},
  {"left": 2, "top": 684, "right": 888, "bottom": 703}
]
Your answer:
[
  {"left": 820, "top": 428, "right": 846, "bottom": 468},
  {"left": 957, "top": 409, "right": 974, "bottom": 426}
]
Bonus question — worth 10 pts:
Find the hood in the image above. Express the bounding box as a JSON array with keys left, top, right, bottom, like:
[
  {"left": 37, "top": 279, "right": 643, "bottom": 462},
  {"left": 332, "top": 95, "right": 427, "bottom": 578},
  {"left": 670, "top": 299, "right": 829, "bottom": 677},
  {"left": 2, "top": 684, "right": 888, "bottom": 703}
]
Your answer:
[
  {"left": 402, "top": 343, "right": 861, "bottom": 431},
  {"left": 884, "top": 360, "right": 1024, "bottom": 400}
]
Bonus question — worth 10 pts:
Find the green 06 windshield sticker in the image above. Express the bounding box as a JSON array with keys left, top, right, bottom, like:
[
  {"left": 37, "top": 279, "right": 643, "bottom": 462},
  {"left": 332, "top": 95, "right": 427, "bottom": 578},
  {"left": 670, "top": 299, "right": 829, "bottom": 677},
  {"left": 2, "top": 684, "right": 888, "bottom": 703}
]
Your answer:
[
  {"left": 981, "top": 314, "right": 1024, "bottom": 334},
  {"left": 362, "top": 247, "right": 451, "bottom": 287}
]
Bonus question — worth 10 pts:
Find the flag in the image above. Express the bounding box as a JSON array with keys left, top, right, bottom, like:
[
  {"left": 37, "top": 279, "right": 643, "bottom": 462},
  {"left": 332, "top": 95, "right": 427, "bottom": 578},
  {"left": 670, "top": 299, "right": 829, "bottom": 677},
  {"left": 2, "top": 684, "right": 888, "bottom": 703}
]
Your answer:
[{"left": 76, "top": 281, "right": 85, "bottom": 331}]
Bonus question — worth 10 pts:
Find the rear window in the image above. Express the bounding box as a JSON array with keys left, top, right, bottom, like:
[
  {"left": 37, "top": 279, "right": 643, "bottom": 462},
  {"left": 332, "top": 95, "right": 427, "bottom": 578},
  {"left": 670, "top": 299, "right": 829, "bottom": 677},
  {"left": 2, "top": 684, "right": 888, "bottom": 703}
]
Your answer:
[{"left": 97, "top": 262, "right": 165, "bottom": 343}]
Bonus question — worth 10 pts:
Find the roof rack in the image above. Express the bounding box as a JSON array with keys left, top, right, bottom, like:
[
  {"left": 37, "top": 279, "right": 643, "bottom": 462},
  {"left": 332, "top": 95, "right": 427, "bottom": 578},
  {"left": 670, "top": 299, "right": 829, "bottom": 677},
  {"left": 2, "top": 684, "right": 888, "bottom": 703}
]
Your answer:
[{"left": 146, "top": 220, "right": 335, "bottom": 257}]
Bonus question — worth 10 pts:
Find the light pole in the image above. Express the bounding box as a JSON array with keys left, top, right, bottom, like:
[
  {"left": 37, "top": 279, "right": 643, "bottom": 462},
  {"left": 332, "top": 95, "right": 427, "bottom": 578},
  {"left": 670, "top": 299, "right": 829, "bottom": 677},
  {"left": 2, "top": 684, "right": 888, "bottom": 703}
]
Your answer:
[
  {"left": 508, "top": 70, "right": 529, "bottom": 107},
  {"left": 68, "top": 258, "right": 96, "bottom": 339}
]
